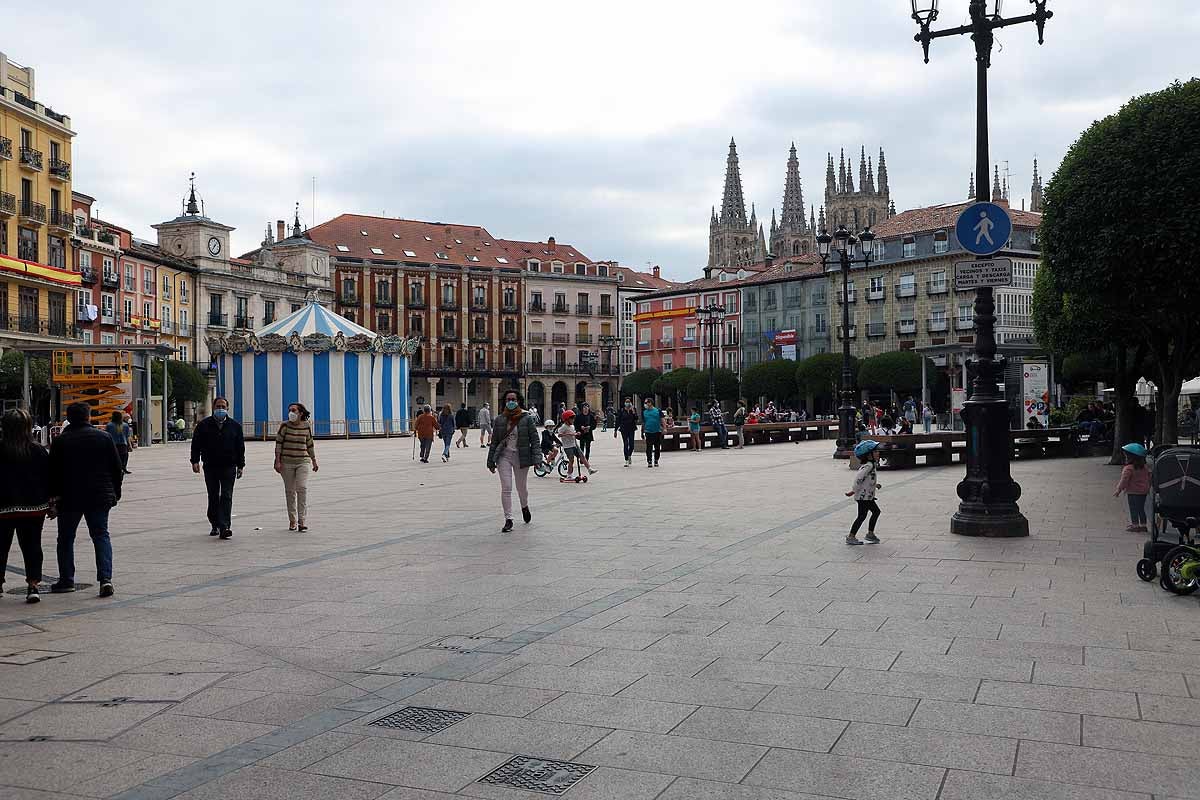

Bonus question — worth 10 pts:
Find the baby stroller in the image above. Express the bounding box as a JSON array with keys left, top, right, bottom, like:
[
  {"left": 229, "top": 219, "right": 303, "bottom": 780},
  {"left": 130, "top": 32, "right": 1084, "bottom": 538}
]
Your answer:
[{"left": 1135, "top": 445, "right": 1200, "bottom": 593}]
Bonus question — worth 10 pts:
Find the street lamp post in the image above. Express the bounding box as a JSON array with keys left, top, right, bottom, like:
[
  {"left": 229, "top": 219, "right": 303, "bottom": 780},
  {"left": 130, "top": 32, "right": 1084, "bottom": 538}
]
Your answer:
[
  {"left": 598, "top": 334, "right": 620, "bottom": 407},
  {"left": 816, "top": 225, "right": 875, "bottom": 459},
  {"left": 696, "top": 303, "right": 727, "bottom": 403},
  {"left": 911, "top": 0, "right": 1051, "bottom": 538}
]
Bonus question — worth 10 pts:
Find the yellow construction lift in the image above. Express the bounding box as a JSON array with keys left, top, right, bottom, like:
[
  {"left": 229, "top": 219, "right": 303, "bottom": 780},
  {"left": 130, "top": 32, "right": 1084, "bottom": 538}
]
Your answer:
[{"left": 52, "top": 349, "right": 132, "bottom": 423}]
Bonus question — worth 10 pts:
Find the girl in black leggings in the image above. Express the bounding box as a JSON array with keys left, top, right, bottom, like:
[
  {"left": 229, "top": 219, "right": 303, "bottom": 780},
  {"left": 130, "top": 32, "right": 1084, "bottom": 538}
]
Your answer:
[{"left": 845, "top": 440, "right": 883, "bottom": 545}]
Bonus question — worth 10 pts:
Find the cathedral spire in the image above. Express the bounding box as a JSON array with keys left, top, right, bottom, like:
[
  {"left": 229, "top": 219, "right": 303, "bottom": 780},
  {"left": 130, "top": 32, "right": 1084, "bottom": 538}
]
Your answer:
[
  {"left": 838, "top": 149, "right": 847, "bottom": 194},
  {"left": 818, "top": 205, "right": 827, "bottom": 232},
  {"left": 992, "top": 165, "right": 1003, "bottom": 202},
  {"left": 858, "top": 147, "right": 868, "bottom": 194},
  {"left": 780, "top": 142, "right": 806, "bottom": 234},
  {"left": 866, "top": 156, "right": 876, "bottom": 194},
  {"left": 1030, "top": 158, "right": 1043, "bottom": 213},
  {"left": 877, "top": 148, "right": 889, "bottom": 195},
  {"left": 826, "top": 154, "right": 836, "bottom": 197},
  {"left": 810, "top": 205, "right": 817, "bottom": 233},
  {"left": 720, "top": 138, "right": 748, "bottom": 226},
  {"left": 845, "top": 149, "right": 855, "bottom": 194}
]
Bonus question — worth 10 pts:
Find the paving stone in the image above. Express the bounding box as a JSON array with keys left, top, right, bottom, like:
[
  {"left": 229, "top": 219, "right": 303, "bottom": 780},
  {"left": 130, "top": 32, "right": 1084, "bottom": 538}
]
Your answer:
[
  {"left": 0, "top": 700, "right": 175, "bottom": 741},
  {"left": 579, "top": 729, "right": 766, "bottom": 782},
  {"left": 0, "top": 740, "right": 150, "bottom": 791},
  {"left": 907, "top": 698, "right": 1080, "bottom": 744},
  {"left": 617, "top": 674, "right": 773, "bottom": 709},
  {"left": 1137, "top": 692, "right": 1200, "bottom": 725},
  {"left": 425, "top": 712, "right": 609, "bottom": 760},
  {"left": 459, "top": 765, "right": 675, "bottom": 800},
  {"left": 306, "top": 736, "right": 510, "bottom": 792},
  {"left": 1084, "top": 646, "right": 1200, "bottom": 674},
  {"left": 575, "top": 648, "right": 716, "bottom": 677},
  {"left": 656, "top": 777, "right": 841, "bottom": 800},
  {"left": 170, "top": 688, "right": 272, "bottom": 718},
  {"left": 832, "top": 721, "right": 1017, "bottom": 774},
  {"left": 976, "top": 680, "right": 1139, "bottom": 718},
  {"left": 217, "top": 666, "right": 347, "bottom": 695},
  {"left": 761, "top": 642, "right": 898, "bottom": 670},
  {"left": 1017, "top": 740, "right": 1200, "bottom": 797},
  {"left": 644, "top": 632, "right": 781, "bottom": 658},
  {"left": 939, "top": 770, "right": 1149, "bottom": 800},
  {"left": 948, "top": 637, "right": 1084, "bottom": 664},
  {"left": 744, "top": 748, "right": 946, "bottom": 800},
  {"left": 890, "top": 651, "right": 1033, "bottom": 681},
  {"left": 492, "top": 663, "right": 643, "bottom": 695},
  {"left": 539, "top": 628, "right": 667, "bottom": 650},
  {"left": 211, "top": 692, "right": 347, "bottom": 726},
  {"left": 169, "top": 764, "right": 390, "bottom": 799},
  {"left": 509, "top": 642, "right": 601, "bottom": 665},
  {"left": 529, "top": 692, "right": 697, "bottom": 734},
  {"left": 257, "top": 731, "right": 364, "bottom": 770},
  {"left": 1083, "top": 715, "right": 1200, "bottom": 759},
  {"left": 826, "top": 668, "right": 978, "bottom": 701},
  {"left": 601, "top": 615, "right": 727, "bottom": 636},
  {"left": 671, "top": 706, "right": 846, "bottom": 751},
  {"left": 693, "top": 658, "right": 841, "bottom": 689},
  {"left": 755, "top": 686, "right": 918, "bottom": 725},
  {"left": 400, "top": 680, "right": 561, "bottom": 716},
  {"left": 65, "top": 671, "right": 228, "bottom": 703},
  {"left": 112, "top": 713, "right": 278, "bottom": 757},
  {"left": 1032, "top": 662, "right": 1190, "bottom": 695}
]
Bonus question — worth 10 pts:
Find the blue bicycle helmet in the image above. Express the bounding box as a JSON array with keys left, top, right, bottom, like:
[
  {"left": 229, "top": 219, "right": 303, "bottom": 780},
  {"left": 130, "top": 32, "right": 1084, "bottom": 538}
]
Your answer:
[
  {"left": 854, "top": 439, "right": 880, "bottom": 459},
  {"left": 1121, "top": 443, "right": 1148, "bottom": 457}
]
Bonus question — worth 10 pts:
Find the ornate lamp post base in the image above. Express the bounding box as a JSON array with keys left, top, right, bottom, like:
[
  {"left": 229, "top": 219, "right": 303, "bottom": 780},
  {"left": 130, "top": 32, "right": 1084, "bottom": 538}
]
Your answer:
[
  {"left": 951, "top": 396, "right": 1029, "bottom": 537},
  {"left": 834, "top": 397, "right": 857, "bottom": 459}
]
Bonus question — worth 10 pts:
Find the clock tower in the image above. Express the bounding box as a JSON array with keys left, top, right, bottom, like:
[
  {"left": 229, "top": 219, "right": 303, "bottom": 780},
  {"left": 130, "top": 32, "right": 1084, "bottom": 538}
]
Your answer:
[{"left": 151, "top": 173, "right": 234, "bottom": 271}]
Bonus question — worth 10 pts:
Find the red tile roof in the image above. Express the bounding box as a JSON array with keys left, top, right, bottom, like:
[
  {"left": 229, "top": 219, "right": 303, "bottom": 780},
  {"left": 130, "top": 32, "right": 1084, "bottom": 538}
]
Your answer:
[
  {"left": 612, "top": 265, "right": 678, "bottom": 291},
  {"left": 305, "top": 214, "right": 508, "bottom": 268},
  {"left": 871, "top": 200, "right": 1041, "bottom": 239},
  {"left": 638, "top": 255, "right": 822, "bottom": 299},
  {"left": 493, "top": 238, "right": 592, "bottom": 265}
]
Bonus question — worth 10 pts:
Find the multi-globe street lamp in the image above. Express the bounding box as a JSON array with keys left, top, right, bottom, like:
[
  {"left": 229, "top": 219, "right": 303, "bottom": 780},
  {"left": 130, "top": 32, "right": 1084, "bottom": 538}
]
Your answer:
[
  {"left": 816, "top": 224, "right": 875, "bottom": 459},
  {"left": 597, "top": 334, "right": 620, "bottom": 407},
  {"left": 695, "top": 303, "right": 727, "bottom": 403},
  {"left": 910, "top": 0, "right": 1052, "bottom": 538}
]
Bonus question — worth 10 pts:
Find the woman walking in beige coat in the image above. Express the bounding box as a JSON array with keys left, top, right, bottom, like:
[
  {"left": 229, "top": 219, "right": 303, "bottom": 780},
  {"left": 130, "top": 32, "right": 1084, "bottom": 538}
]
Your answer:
[{"left": 275, "top": 403, "right": 319, "bottom": 531}]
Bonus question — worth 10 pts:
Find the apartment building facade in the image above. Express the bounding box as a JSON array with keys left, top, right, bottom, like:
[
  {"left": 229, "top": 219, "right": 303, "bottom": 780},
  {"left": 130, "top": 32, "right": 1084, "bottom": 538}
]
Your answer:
[
  {"left": 633, "top": 277, "right": 742, "bottom": 377},
  {"left": 739, "top": 258, "right": 831, "bottom": 369},
  {"left": 511, "top": 238, "right": 619, "bottom": 418},
  {"left": 0, "top": 52, "right": 80, "bottom": 350},
  {"left": 612, "top": 263, "right": 677, "bottom": 378}
]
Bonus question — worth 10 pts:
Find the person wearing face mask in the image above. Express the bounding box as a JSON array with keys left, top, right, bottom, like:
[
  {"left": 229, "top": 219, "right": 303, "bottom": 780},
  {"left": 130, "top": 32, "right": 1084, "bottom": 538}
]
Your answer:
[
  {"left": 486, "top": 390, "right": 542, "bottom": 532},
  {"left": 274, "top": 403, "right": 318, "bottom": 531},
  {"left": 614, "top": 397, "right": 639, "bottom": 467},
  {"left": 190, "top": 397, "right": 245, "bottom": 540},
  {"left": 641, "top": 397, "right": 666, "bottom": 468}
]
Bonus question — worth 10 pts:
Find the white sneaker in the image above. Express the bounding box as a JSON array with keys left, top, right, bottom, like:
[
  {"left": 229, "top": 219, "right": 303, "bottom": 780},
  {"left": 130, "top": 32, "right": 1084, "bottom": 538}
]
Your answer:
[{"left": 588, "top": 468, "right": 597, "bottom": 475}]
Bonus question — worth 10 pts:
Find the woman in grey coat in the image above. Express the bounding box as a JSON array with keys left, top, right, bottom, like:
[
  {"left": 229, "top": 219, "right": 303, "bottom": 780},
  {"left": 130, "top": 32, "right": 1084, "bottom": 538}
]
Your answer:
[{"left": 486, "top": 389, "right": 542, "bottom": 532}]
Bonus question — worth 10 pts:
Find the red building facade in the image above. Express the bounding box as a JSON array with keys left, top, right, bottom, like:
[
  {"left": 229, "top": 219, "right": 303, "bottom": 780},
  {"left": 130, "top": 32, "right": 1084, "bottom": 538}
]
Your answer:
[{"left": 632, "top": 278, "right": 742, "bottom": 375}]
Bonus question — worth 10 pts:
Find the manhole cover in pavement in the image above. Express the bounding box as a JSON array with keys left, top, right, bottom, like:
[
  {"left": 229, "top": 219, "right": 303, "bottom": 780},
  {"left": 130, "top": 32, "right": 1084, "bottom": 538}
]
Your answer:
[
  {"left": 424, "top": 635, "right": 497, "bottom": 653},
  {"left": 478, "top": 756, "right": 597, "bottom": 795},
  {"left": 5, "top": 579, "right": 92, "bottom": 595},
  {"left": 367, "top": 706, "right": 471, "bottom": 733},
  {"left": 0, "top": 650, "right": 71, "bottom": 666}
]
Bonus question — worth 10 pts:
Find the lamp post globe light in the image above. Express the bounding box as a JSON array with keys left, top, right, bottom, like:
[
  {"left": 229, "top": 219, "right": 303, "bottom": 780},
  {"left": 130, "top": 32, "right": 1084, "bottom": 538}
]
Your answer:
[
  {"left": 597, "top": 334, "right": 620, "bottom": 403},
  {"left": 696, "top": 303, "right": 727, "bottom": 403},
  {"left": 816, "top": 224, "right": 874, "bottom": 459},
  {"left": 911, "top": 0, "right": 1052, "bottom": 538}
]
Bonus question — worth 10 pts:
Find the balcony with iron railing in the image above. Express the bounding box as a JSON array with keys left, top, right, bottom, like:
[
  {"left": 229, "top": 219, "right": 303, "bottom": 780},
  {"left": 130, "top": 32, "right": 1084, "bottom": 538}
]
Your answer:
[
  {"left": 927, "top": 278, "right": 949, "bottom": 295},
  {"left": 528, "top": 301, "right": 545, "bottom": 313},
  {"left": 576, "top": 333, "right": 593, "bottom": 344},
  {"left": 470, "top": 299, "right": 489, "bottom": 311},
  {"left": 501, "top": 302, "right": 519, "bottom": 313},
  {"left": 927, "top": 318, "right": 949, "bottom": 332},
  {"left": 528, "top": 332, "right": 547, "bottom": 344},
  {"left": 812, "top": 294, "right": 828, "bottom": 307},
  {"left": 19, "top": 147, "right": 42, "bottom": 171},
  {"left": 785, "top": 294, "right": 803, "bottom": 309},
  {"left": 176, "top": 323, "right": 193, "bottom": 337},
  {"left": 0, "top": 192, "right": 14, "bottom": 217},
  {"left": 525, "top": 361, "right": 621, "bottom": 376},
  {"left": 97, "top": 230, "right": 116, "bottom": 245},
  {"left": 0, "top": 136, "right": 10, "bottom": 160},
  {"left": 50, "top": 208, "right": 74, "bottom": 230},
  {"left": 811, "top": 325, "right": 829, "bottom": 337},
  {"left": 866, "top": 322, "right": 887, "bottom": 337},
  {"left": 161, "top": 320, "right": 174, "bottom": 334},
  {"left": 19, "top": 199, "right": 45, "bottom": 225},
  {"left": 49, "top": 158, "right": 71, "bottom": 180},
  {"left": 598, "top": 305, "right": 615, "bottom": 316},
  {"left": 836, "top": 289, "right": 856, "bottom": 304},
  {"left": 208, "top": 312, "right": 229, "bottom": 328},
  {"left": 101, "top": 272, "right": 120, "bottom": 289},
  {"left": 407, "top": 298, "right": 426, "bottom": 309},
  {"left": 439, "top": 299, "right": 459, "bottom": 311},
  {"left": 469, "top": 331, "right": 490, "bottom": 343},
  {"left": 339, "top": 293, "right": 361, "bottom": 306},
  {"left": 576, "top": 303, "right": 591, "bottom": 315},
  {"left": 658, "top": 338, "right": 675, "bottom": 349},
  {"left": 896, "top": 319, "right": 917, "bottom": 335},
  {"left": 837, "top": 325, "right": 857, "bottom": 340},
  {"left": 551, "top": 332, "right": 571, "bottom": 345},
  {"left": 374, "top": 295, "right": 395, "bottom": 308},
  {"left": 552, "top": 302, "right": 570, "bottom": 314},
  {"left": 80, "top": 267, "right": 96, "bottom": 285},
  {"left": 956, "top": 317, "right": 975, "bottom": 330},
  {"left": 501, "top": 331, "right": 520, "bottom": 343},
  {"left": 867, "top": 286, "right": 886, "bottom": 301},
  {"left": 234, "top": 316, "right": 254, "bottom": 330},
  {"left": 636, "top": 340, "right": 652, "bottom": 350},
  {"left": 0, "top": 314, "right": 79, "bottom": 340},
  {"left": 895, "top": 282, "right": 917, "bottom": 298}
]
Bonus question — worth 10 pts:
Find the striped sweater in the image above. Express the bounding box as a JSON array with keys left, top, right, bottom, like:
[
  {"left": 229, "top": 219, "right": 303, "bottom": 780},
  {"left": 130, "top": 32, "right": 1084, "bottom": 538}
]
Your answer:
[{"left": 275, "top": 421, "right": 316, "bottom": 463}]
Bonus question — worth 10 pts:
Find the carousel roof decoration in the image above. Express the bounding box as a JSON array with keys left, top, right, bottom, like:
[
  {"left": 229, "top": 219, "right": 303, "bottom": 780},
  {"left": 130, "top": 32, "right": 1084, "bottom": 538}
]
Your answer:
[{"left": 206, "top": 300, "right": 420, "bottom": 357}]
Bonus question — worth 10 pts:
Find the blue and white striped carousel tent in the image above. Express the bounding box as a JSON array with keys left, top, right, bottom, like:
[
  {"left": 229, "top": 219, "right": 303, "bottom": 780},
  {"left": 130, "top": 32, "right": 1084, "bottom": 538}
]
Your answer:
[{"left": 210, "top": 302, "right": 414, "bottom": 437}]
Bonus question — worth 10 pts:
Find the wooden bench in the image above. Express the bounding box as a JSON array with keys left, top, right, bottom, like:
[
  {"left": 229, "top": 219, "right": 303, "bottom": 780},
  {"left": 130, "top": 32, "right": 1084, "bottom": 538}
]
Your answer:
[
  {"left": 633, "top": 420, "right": 839, "bottom": 452},
  {"left": 867, "top": 427, "right": 1081, "bottom": 469}
]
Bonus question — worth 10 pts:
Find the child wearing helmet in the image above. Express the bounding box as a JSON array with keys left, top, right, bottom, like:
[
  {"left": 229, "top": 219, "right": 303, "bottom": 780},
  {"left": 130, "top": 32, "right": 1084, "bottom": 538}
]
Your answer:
[
  {"left": 1114, "top": 442, "right": 1150, "bottom": 532},
  {"left": 555, "top": 410, "right": 597, "bottom": 478},
  {"left": 845, "top": 440, "right": 883, "bottom": 545}
]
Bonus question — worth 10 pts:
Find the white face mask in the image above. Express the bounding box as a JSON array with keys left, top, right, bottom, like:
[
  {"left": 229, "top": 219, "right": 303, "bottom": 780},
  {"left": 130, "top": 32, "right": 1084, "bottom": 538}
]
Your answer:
[{"left": 288, "top": 411, "right": 299, "bottom": 423}]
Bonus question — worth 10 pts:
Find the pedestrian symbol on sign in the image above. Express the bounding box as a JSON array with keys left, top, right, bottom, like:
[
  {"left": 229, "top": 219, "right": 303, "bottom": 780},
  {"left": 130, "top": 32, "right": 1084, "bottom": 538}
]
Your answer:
[
  {"left": 955, "top": 202, "right": 1012, "bottom": 257},
  {"left": 973, "top": 211, "right": 995, "bottom": 246}
]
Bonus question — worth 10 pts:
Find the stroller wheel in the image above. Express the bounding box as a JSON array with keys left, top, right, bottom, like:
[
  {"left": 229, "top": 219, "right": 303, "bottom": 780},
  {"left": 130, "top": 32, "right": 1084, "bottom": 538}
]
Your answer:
[
  {"left": 1161, "top": 546, "right": 1199, "bottom": 596},
  {"left": 1136, "top": 558, "right": 1157, "bottom": 582}
]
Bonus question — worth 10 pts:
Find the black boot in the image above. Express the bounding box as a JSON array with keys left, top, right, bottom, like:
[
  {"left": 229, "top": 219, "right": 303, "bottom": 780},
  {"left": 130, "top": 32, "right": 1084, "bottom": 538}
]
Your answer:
[
  {"left": 522, "top": 506, "right": 532, "bottom": 523},
  {"left": 501, "top": 518, "right": 514, "bottom": 533}
]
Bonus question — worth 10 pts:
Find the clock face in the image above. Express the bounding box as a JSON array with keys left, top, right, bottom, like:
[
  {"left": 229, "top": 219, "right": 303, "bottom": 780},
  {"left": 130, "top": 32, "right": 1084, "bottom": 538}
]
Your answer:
[
  {"left": 310, "top": 257, "right": 323, "bottom": 275},
  {"left": 207, "top": 236, "right": 222, "bottom": 256},
  {"left": 173, "top": 239, "right": 185, "bottom": 255}
]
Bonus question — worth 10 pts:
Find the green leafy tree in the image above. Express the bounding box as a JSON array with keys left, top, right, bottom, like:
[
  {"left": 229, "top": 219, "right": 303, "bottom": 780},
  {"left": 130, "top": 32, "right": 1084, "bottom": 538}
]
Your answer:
[
  {"left": 0, "top": 352, "right": 52, "bottom": 419},
  {"left": 1041, "top": 79, "right": 1200, "bottom": 444},
  {"left": 1060, "top": 351, "right": 1115, "bottom": 392},
  {"left": 796, "top": 352, "right": 858, "bottom": 404},
  {"left": 741, "top": 360, "right": 799, "bottom": 407},
  {"left": 686, "top": 367, "right": 739, "bottom": 405},
  {"left": 150, "top": 360, "right": 209, "bottom": 415},
  {"left": 652, "top": 367, "right": 699, "bottom": 413},
  {"left": 619, "top": 368, "right": 660, "bottom": 404},
  {"left": 857, "top": 351, "right": 925, "bottom": 396}
]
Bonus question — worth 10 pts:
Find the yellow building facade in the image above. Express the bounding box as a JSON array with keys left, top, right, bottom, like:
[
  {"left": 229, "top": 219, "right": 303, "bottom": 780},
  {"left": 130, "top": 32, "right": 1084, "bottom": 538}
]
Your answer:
[{"left": 0, "top": 51, "right": 78, "bottom": 348}]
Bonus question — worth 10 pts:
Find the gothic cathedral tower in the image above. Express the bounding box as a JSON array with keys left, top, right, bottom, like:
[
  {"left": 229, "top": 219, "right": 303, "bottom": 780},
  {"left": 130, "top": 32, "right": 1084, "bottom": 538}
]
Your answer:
[
  {"left": 708, "top": 139, "right": 765, "bottom": 271},
  {"left": 769, "top": 143, "right": 813, "bottom": 258},
  {"left": 823, "top": 146, "right": 892, "bottom": 234}
]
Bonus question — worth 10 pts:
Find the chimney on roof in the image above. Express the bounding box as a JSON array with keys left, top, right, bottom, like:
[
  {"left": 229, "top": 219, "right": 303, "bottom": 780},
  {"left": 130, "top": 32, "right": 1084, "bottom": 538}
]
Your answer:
[
  {"left": 764, "top": 253, "right": 774, "bottom": 268},
  {"left": 276, "top": 220, "right": 286, "bottom": 242},
  {"left": 547, "top": 236, "right": 556, "bottom": 252},
  {"left": 652, "top": 265, "right": 660, "bottom": 278}
]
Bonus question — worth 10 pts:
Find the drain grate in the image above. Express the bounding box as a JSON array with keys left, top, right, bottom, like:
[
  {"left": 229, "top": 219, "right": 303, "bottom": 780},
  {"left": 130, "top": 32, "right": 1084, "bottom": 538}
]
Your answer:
[
  {"left": 423, "top": 635, "right": 497, "bottom": 654},
  {"left": 367, "top": 706, "right": 471, "bottom": 733},
  {"left": 478, "top": 756, "right": 597, "bottom": 795}
]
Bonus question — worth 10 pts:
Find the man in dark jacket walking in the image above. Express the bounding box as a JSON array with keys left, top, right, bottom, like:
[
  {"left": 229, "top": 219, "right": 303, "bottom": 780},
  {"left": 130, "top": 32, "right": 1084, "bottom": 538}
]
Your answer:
[
  {"left": 48, "top": 402, "right": 124, "bottom": 596},
  {"left": 613, "top": 397, "right": 639, "bottom": 467},
  {"left": 576, "top": 403, "right": 598, "bottom": 460},
  {"left": 190, "top": 397, "right": 245, "bottom": 539}
]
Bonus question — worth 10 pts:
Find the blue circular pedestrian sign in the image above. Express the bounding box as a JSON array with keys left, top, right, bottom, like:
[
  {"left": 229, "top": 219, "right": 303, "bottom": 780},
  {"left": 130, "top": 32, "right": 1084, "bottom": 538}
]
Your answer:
[{"left": 955, "top": 202, "right": 1012, "bottom": 257}]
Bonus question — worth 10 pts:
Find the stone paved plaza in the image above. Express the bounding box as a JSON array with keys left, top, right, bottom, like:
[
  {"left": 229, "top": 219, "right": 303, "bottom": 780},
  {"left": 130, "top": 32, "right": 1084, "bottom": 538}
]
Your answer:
[{"left": 1, "top": 434, "right": 1199, "bottom": 800}]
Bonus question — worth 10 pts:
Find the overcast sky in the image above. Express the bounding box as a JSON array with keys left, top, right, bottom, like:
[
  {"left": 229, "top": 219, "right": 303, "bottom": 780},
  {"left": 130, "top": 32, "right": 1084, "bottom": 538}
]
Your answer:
[{"left": 11, "top": 1, "right": 1197, "bottom": 280}]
